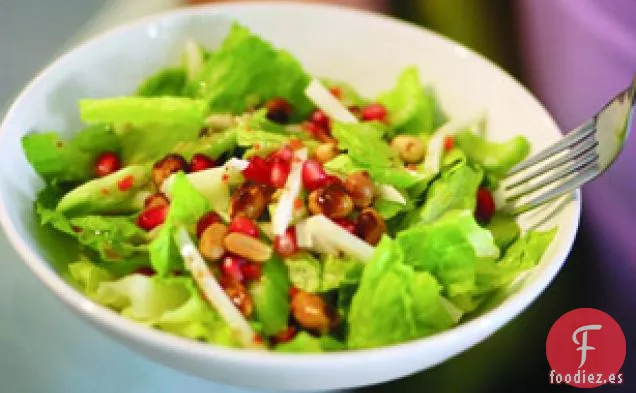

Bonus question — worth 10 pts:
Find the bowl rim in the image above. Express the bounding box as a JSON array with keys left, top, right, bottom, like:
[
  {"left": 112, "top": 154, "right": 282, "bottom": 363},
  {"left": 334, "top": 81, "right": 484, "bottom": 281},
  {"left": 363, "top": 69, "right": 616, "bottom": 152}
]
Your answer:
[{"left": 0, "top": 1, "right": 579, "bottom": 367}]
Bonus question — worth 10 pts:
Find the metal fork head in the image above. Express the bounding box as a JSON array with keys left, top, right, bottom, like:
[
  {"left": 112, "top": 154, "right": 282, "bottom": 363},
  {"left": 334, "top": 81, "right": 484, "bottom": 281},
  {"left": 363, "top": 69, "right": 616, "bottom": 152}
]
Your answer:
[{"left": 503, "top": 75, "right": 636, "bottom": 215}]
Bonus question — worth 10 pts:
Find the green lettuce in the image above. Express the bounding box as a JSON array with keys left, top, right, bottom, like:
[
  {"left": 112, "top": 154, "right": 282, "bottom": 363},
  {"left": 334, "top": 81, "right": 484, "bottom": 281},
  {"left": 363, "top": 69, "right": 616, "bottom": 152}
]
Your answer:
[
  {"left": 80, "top": 97, "right": 207, "bottom": 126},
  {"left": 174, "top": 128, "right": 238, "bottom": 160},
  {"left": 191, "top": 23, "right": 313, "bottom": 119},
  {"left": 321, "top": 254, "right": 363, "bottom": 292},
  {"left": 249, "top": 255, "right": 290, "bottom": 336},
  {"left": 118, "top": 123, "right": 201, "bottom": 165},
  {"left": 136, "top": 68, "right": 187, "bottom": 97},
  {"left": 22, "top": 125, "right": 120, "bottom": 184},
  {"left": 331, "top": 122, "right": 396, "bottom": 168},
  {"left": 454, "top": 130, "right": 530, "bottom": 177},
  {"left": 69, "top": 259, "right": 235, "bottom": 345},
  {"left": 284, "top": 252, "right": 322, "bottom": 293},
  {"left": 348, "top": 236, "right": 457, "bottom": 349},
  {"left": 275, "top": 332, "right": 345, "bottom": 353},
  {"left": 397, "top": 210, "right": 499, "bottom": 297},
  {"left": 377, "top": 66, "right": 437, "bottom": 135},
  {"left": 149, "top": 173, "right": 209, "bottom": 275},
  {"left": 485, "top": 213, "right": 521, "bottom": 251}
]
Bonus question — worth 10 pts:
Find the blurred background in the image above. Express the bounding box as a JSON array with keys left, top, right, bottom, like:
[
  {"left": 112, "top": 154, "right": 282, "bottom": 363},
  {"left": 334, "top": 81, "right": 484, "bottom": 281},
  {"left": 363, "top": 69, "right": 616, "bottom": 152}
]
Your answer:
[{"left": 1, "top": 0, "right": 634, "bottom": 392}]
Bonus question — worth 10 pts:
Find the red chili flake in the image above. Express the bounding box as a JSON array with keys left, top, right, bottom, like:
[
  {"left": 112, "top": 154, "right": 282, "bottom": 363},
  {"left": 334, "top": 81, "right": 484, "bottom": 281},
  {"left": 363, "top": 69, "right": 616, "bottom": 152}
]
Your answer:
[
  {"left": 253, "top": 143, "right": 261, "bottom": 150},
  {"left": 222, "top": 173, "right": 230, "bottom": 183},
  {"left": 329, "top": 86, "right": 343, "bottom": 99},
  {"left": 289, "top": 287, "right": 300, "bottom": 298},
  {"left": 289, "top": 138, "right": 304, "bottom": 150},
  {"left": 117, "top": 175, "right": 134, "bottom": 191},
  {"left": 407, "top": 164, "right": 418, "bottom": 171},
  {"left": 253, "top": 335, "right": 264, "bottom": 345},
  {"left": 294, "top": 198, "right": 303, "bottom": 209},
  {"left": 100, "top": 188, "right": 110, "bottom": 195},
  {"left": 443, "top": 136, "right": 455, "bottom": 152}
]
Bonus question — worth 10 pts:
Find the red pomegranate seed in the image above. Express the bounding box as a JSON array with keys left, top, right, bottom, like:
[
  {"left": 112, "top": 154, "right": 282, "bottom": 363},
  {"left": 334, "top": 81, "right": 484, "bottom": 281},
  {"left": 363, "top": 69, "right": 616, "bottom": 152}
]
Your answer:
[
  {"left": 196, "top": 211, "right": 222, "bottom": 238},
  {"left": 274, "top": 227, "right": 299, "bottom": 257},
  {"left": 94, "top": 151, "right": 121, "bottom": 177},
  {"left": 302, "top": 159, "right": 329, "bottom": 190},
  {"left": 228, "top": 216, "right": 259, "bottom": 238},
  {"left": 288, "top": 138, "right": 304, "bottom": 151},
  {"left": 443, "top": 136, "right": 455, "bottom": 152},
  {"left": 190, "top": 153, "right": 215, "bottom": 172},
  {"left": 475, "top": 187, "right": 496, "bottom": 223},
  {"left": 273, "top": 326, "right": 297, "bottom": 344},
  {"left": 270, "top": 158, "right": 291, "bottom": 188},
  {"left": 289, "top": 287, "right": 300, "bottom": 298},
  {"left": 221, "top": 255, "right": 245, "bottom": 282},
  {"left": 136, "top": 205, "right": 168, "bottom": 231},
  {"left": 333, "top": 218, "right": 356, "bottom": 234},
  {"left": 310, "top": 109, "right": 330, "bottom": 130},
  {"left": 253, "top": 335, "right": 264, "bottom": 345},
  {"left": 361, "top": 103, "right": 388, "bottom": 122},
  {"left": 135, "top": 266, "right": 156, "bottom": 276},
  {"left": 240, "top": 262, "right": 262, "bottom": 281},
  {"left": 329, "top": 86, "right": 343, "bottom": 99},
  {"left": 325, "top": 175, "right": 345, "bottom": 188},
  {"left": 117, "top": 175, "right": 134, "bottom": 191},
  {"left": 243, "top": 156, "right": 273, "bottom": 185},
  {"left": 265, "top": 97, "right": 293, "bottom": 124},
  {"left": 270, "top": 146, "right": 293, "bottom": 162}
]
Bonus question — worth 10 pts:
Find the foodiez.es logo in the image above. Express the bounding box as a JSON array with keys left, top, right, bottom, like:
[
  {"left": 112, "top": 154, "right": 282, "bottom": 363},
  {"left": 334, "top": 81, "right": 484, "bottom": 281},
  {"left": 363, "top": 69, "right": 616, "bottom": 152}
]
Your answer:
[{"left": 546, "top": 308, "right": 626, "bottom": 388}]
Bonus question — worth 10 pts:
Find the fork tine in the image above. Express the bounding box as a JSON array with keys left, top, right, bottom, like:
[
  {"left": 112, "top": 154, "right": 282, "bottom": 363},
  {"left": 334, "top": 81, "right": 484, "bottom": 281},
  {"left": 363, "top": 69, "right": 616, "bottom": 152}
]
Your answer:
[
  {"left": 506, "top": 120, "right": 595, "bottom": 176},
  {"left": 505, "top": 134, "right": 598, "bottom": 191},
  {"left": 505, "top": 148, "right": 598, "bottom": 201},
  {"left": 510, "top": 165, "right": 599, "bottom": 215}
]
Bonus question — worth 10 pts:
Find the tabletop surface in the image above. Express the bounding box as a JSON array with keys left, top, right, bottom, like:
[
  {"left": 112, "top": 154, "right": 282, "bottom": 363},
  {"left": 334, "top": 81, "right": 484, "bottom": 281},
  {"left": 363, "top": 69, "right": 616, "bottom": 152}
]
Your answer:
[{"left": 1, "top": 1, "right": 633, "bottom": 392}]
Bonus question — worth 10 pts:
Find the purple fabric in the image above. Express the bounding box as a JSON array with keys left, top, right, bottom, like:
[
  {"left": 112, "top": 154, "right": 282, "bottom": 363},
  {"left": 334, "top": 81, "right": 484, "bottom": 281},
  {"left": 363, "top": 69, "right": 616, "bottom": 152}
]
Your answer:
[{"left": 518, "top": 0, "right": 636, "bottom": 282}]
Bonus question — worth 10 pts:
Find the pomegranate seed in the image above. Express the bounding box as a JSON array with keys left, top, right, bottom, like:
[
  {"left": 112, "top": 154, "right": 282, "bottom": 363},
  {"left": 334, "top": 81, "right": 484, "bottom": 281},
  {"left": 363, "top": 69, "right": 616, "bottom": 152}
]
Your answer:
[
  {"left": 443, "top": 136, "right": 455, "bottom": 152},
  {"left": 243, "top": 156, "right": 273, "bottom": 185},
  {"left": 253, "top": 335, "right": 264, "bottom": 345},
  {"left": 228, "top": 216, "right": 259, "bottom": 238},
  {"left": 475, "top": 187, "right": 496, "bottom": 223},
  {"left": 94, "top": 151, "right": 121, "bottom": 177},
  {"left": 221, "top": 255, "right": 246, "bottom": 282},
  {"left": 240, "top": 262, "right": 262, "bottom": 281},
  {"left": 270, "top": 146, "right": 293, "bottom": 162},
  {"left": 329, "top": 86, "right": 343, "bottom": 99},
  {"left": 310, "top": 109, "right": 330, "bottom": 130},
  {"left": 288, "top": 138, "right": 304, "bottom": 151},
  {"left": 136, "top": 205, "right": 168, "bottom": 230},
  {"left": 270, "top": 158, "right": 291, "bottom": 188},
  {"left": 190, "top": 153, "right": 215, "bottom": 172},
  {"left": 274, "top": 227, "right": 299, "bottom": 257},
  {"left": 265, "top": 97, "right": 293, "bottom": 124},
  {"left": 361, "top": 103, "right": 388, "bottom": 122},
  {"left": 117, "top": 175, "right": 134, "bottom": 191},
  {"left": 302, "top": 159, "right": 329, "bottom": 190},
  {"left": 333, "top": 218, "right": 356, "bottom": 234},
  {"left": 273, "top": 326, "right": 297, "bottom": 344},
  {"left": 325, "top": 175, "right": 345, "bottom": 188},
  {"left": 289, "top": 287, "right": 300, "bottom": 298},
  {"left": 196, "top": 211, "right": 222, "bottom": 238},
  {"left": 135, "top": 266, "right": 156, "bottom": 276}
]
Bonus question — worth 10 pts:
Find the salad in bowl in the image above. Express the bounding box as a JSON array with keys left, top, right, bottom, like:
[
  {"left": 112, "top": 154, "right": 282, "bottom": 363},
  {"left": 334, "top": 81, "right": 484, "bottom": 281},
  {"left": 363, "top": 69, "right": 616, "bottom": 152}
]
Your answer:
[{"left": 21, "top": 23, "right": 555, "bottom": 352}]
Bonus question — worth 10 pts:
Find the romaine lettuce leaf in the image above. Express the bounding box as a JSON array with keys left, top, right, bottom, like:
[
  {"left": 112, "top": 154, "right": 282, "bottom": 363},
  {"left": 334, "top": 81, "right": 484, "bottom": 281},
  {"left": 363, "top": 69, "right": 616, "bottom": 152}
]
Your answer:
[
  {"left": 377, "top": 66, "right": 437, "bottom": 135},
  {"left": 275, "top": 332, "right": 345, "bottom": 353},
  {"left": 284, "top": 252, "right": 322, "bottom": 293},
  {"left": 22, "top": 125, "right": 120, "bottom": 184},
  {"left": 80, "top": 97, "right": 208, "bottom": 126},
  {"left": 485, "top": 213, "right": 520, "bottom": 251},
  {"left": 191, "top": 23, "right": 313, "bottom": 119},
  {"left": 173, "top": 128, "right": 237, "bottom": 160},
  {"left": 136, "top": 68, "right": 187, "bottom": 97},
  {"left": 454, "top": 130, "right": 530, "bottom": 178},
  {"left": 149, "top": 173, "right": 210, "bottom": 275},
  {"left": 118, "top": 123, "right": 201, "bottom": 165},
  {"left": 249, "top": 255, "right": 290, "bottom": 336},
  {"left": 331, "top": 122, "right": 396, "bottom": 168},
  {"left": 397, "top": 210, "right": 499, "bottom": 297},
  {"left": 348, "top": 236, "right": 456, "bottom": 349},
  {"left": 321, "top": 254, "right": 363, "bottom": 292}
]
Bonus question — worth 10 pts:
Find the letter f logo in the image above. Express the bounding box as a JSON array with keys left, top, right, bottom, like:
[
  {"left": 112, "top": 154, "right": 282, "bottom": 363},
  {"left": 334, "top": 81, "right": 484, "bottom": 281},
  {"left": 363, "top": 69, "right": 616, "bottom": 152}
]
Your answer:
[{"left": 572, "top": 324, "right": 602, "bottom": 368}]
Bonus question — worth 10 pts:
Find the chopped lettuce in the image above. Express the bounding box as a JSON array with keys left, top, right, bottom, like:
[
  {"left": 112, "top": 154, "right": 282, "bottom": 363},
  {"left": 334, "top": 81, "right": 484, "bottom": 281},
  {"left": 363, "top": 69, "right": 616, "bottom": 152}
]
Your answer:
[
  {"left": 275, "top": 332, "right": 345, "bottom": 353},
  {"left": 397, "top": 210, "right": 499, "bottom": 297},
  {"left": 149, "top": 173, "right": 209, "bottom": 275},
  {"left": 22, "top": 125, "right": 120, "bottom": 184},
  {"left": 321, "top": 254, "right": 363, "bottom": 292},
  {"left": 118, "top": 123, "right": 201, "bottom": 165},
  {"left": 80, "top": 97, "right": 207, "bottom": 126},
  {"left": 284, "top": 252, "right": 322, "bottom": 293},
  {"left": 69, "top": 259, "right": 236, "bottom": 345},
  {"left": 377, "top": 66, "right": 437, "bottom": 135},
  {"left": 191, "top": 23, "right": 313, "bottom": 119},
  {"left": 174, "top": 128, "right": 238, "bottom": 160},
  {"left": 348, "top": 236, "right": 456, "bottom": 349},
  {"left": 454, "top": 130, "right": 530, "bottom": 178},
  {"left": 136, "top": 68, "right": 187, "bottom": 97},
  {"left": 485, "top": 213, "right": 521, "bottom": 251},
  {"left": 331, "top": 122, "right": 396, "bottom": 168},
  {"left": 249, "top": 255, "right": 291, "bottom": 336}
]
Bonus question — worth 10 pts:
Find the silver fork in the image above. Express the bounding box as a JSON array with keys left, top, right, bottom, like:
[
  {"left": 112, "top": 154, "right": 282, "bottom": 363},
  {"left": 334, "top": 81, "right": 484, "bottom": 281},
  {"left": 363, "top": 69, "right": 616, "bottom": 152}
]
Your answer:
[{"left": 504, "top": 76, "right": 636, "bottom": 215}]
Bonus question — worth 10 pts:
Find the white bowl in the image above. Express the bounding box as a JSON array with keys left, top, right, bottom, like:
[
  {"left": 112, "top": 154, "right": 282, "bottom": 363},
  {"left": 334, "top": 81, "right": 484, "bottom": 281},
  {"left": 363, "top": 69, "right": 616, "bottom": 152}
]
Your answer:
[{"left": 0, "top": 3, "right": 579, "bottom": 391}]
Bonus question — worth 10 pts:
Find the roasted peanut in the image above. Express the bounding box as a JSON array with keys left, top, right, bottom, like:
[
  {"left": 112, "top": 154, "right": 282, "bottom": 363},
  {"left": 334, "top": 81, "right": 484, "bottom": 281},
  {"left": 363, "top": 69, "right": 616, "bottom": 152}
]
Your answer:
[
  {"left": 198, "top": 223, "right": 228, "bottom": 262},
  {"left": 221, "top": 277, "right": 254, "bottom": 318},
  {"left": 391, "top": 135, "right": 425, "bottom": 163},
  {"left": 152, "top": 154, "right": 188, "bottom": 187},
  {"left": 291, "top": 290, "right": 339, "bottom": 333},
  {"left": 144, "top": 193, "right": 169, "bottom": 209},
  {"left": 356, "top": 208, "right": 387, "bottom": 245},
  {"left": 315, "top": 142, "right": 339, "bottom": 163},
  {"left": 307, "top": 183, "right": 354, "bottom": 219},
  {"left": 224, "top": 232, "right": 272, "bottom": 263},
  {"left": 345, "top": 171, "right": 376, "bottom": 208},
  {"left": 230, "top": 182, "right": 274, "bottom": 219}
]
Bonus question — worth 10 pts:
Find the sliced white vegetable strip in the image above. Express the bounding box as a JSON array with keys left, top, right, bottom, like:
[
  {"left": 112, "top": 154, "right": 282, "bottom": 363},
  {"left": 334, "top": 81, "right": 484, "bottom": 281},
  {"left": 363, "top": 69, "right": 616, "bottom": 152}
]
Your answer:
[
  {"left": 307, "top": 215, "right": 376, "bottom": 262},
  {"left": 294, "top": 219, "right": 313, "bottom": 248},
  {"left": 272, "top": 148, "right": 308, "bottom": 235},
  {"left": 224, "top": 158, "right": 250, "bottom": 172},
  {"left": 440, "top": 296, "right": 463, "bottom": 324},
  {"left": 377, "top": 184, "right": 407, "bottom": 205},
  {"left": 305, "top": 79, "right": 358, "bottom": 124},
  {"left": 174, "top": 226, "right": 261, "bottom": 349},
  {"left": 205, "top": 113, "right": 236, "bottom": 129},
  {"left": 310, "top": 235, "right": 341, "bottom": 256},
  {"left": 423, "top": 112, "right": 487, "bottom": 176}
]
